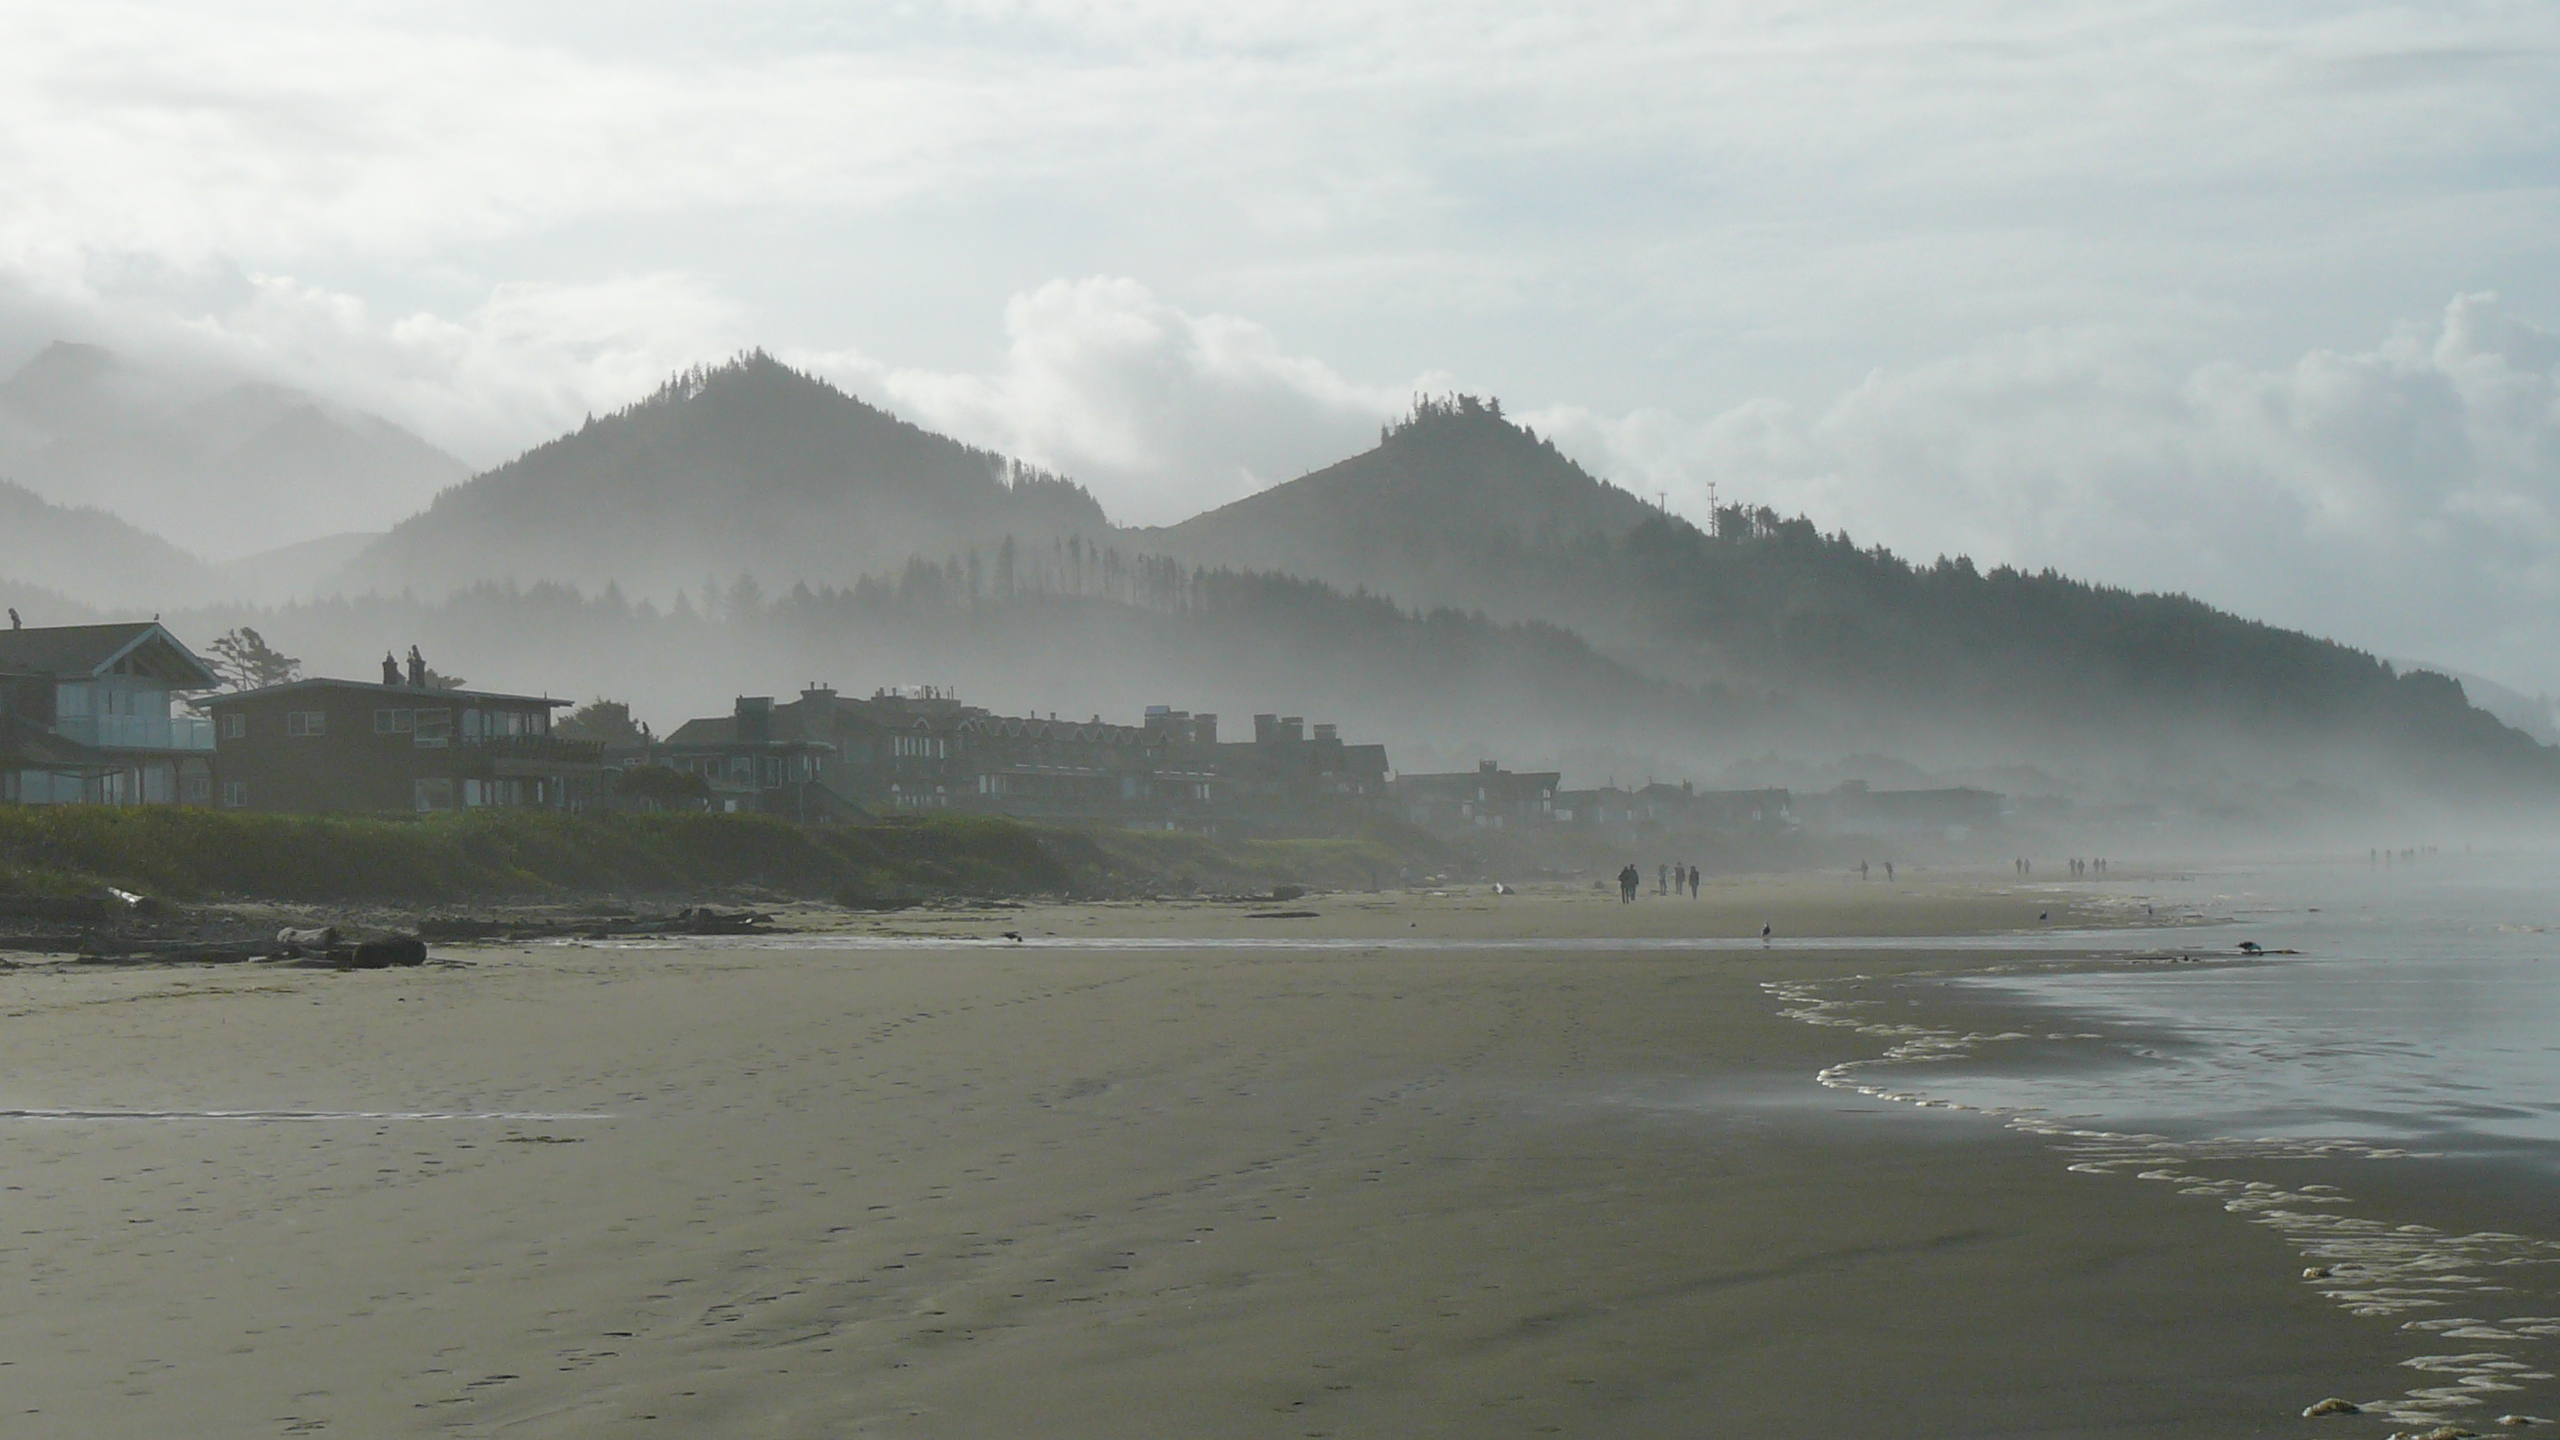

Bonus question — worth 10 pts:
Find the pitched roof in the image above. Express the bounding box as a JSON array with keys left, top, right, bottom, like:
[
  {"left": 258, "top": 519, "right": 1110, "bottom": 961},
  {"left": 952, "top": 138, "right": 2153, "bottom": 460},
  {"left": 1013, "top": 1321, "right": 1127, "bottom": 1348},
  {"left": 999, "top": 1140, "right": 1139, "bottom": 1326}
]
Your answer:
[{"left": 0, "top": 622, "right": 217, "bottom": 687}]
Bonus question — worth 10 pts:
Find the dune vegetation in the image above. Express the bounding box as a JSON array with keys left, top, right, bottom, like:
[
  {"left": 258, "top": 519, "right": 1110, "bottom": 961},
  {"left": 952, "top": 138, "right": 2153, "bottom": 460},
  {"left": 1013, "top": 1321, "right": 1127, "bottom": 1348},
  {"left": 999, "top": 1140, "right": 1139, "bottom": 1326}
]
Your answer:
[{"left": 0, "top": 806, "right": 1432, "bottom": 908}]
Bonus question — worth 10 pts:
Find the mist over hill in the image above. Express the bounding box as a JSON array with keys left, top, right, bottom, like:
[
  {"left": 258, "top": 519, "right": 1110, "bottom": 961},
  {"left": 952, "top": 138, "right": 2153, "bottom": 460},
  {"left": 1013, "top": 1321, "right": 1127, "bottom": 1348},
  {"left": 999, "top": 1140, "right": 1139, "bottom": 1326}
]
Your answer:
[
  {"left": 0, "top": 341, "right": 467, "bottom": 564},
  {"left": 0, "top": 478, "right": 224, "bottom": 611},
  {"left": 165, "top": 541, "right": 2556, "bottom": 837},
  {"left": 340, "top": 353, "right": 1110, "bottom": 600}
]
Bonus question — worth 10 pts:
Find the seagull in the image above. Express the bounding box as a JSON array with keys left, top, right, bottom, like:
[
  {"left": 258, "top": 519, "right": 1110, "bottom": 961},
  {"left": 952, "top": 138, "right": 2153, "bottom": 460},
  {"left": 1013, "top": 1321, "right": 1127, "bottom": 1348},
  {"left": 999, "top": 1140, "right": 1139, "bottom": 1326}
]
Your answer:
[
  {"left": 1760, "top": 922, "right": 1772, "bottom": 940},
  {"left": 2238, "top": 940, "right": 2263, "bottom": 955},
  {"left": 1001, "top": 931, "right": 1022, "bottom": 942},
  {"left": 2039, "top": 911, "right": 2049, "bottom": 921}
]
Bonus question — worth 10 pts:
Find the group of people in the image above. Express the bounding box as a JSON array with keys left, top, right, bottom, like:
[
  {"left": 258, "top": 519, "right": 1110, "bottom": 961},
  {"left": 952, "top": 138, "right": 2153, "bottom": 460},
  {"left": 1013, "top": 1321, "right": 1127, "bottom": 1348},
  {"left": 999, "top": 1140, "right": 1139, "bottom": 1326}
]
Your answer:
[
  {"left": 1617, "top": 863, "right": 1702, "bottom": 902},
  {"left": 2012, "top": 856, "right": 2111, "bottom": 877},
  {"left": 1855, "top": 860, "right": 1895, "bottom": 881}
]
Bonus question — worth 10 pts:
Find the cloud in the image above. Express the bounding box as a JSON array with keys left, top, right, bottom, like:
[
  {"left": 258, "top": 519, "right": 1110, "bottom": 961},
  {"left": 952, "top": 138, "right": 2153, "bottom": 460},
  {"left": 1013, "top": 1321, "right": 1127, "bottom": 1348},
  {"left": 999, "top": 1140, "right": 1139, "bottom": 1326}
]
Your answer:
[
  {"left": 813, "top": 277, "right": 1424, "bottom": 524},
  {"left": 1528, "top": 295, "right": 2560, "bottom": 692}
]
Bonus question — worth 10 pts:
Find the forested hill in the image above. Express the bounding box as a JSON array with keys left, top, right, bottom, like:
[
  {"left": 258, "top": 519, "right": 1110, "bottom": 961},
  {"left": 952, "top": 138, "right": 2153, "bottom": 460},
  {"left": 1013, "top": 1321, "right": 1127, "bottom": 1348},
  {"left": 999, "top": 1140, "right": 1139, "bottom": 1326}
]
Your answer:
[
  {"left": 1591, "top": 509, "right": 2548, "bottom": 782},
  {"left": 1146, "top": 394, "right": 1661, "bottom": 593},
  {"left": 336, "top": 353, "right": 1111, "bottom": 600},
  {"left": 1142, "top": 399, "right": 2554, "bottom": 793}
]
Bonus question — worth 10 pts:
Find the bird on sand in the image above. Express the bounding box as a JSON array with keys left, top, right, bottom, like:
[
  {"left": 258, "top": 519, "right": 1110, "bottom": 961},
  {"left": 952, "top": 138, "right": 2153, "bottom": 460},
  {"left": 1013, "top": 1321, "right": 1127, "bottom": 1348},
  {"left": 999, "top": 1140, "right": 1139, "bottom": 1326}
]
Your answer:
[
  {"left": 2238, "top": 940, "right": 2263, "bottom": 955},
  {"left": 1760, "top": 922, "right": 1772, "bottom": 940},
  {"left": 1001, "top": 931, "right": 1022, "bottom": 942}
]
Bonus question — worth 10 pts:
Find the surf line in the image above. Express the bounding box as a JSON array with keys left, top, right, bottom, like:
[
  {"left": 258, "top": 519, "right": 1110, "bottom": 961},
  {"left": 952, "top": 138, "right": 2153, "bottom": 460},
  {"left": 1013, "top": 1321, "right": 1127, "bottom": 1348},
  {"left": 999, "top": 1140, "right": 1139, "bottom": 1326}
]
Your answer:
[
  {"left": 0, "top": 1108, "right": 614, "bottom": 1122},
  {"left": 1765, "top": 966, "right": 2560, "bottom": 1431}
]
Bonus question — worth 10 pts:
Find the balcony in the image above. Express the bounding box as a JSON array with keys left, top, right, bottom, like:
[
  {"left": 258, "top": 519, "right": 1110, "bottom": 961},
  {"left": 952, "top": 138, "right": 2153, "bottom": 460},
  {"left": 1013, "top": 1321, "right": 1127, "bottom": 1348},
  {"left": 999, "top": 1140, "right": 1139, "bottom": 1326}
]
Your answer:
[{"left": 54, "top": 714, "right": 215, "bottom": 752}]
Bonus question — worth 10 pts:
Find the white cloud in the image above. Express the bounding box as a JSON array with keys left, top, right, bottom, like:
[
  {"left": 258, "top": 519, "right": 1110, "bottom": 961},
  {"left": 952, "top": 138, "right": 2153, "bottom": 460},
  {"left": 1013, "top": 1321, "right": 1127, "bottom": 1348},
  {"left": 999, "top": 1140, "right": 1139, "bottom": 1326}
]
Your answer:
[
  {"left": 1529, "top": 295, "right": 2560, "bottom": 693},
  {"left": 818, "top": 277, "right": 1420, "bottom": 524}
]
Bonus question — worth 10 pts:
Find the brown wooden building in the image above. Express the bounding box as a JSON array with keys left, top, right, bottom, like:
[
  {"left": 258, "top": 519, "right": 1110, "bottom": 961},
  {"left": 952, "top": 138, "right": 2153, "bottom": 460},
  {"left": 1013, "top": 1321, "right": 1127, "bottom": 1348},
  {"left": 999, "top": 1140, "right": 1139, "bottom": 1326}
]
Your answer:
[{"left": 205, "top": 676, "right": 601, "bottom": 814}]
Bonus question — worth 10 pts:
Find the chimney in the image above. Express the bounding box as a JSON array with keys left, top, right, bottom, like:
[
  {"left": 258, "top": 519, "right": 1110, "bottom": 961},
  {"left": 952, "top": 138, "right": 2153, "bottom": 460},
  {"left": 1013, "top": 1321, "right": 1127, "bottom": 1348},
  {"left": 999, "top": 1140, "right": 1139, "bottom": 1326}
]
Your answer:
[
  {"left": 381, "top": 653, "right": 400, "bottom": 687},
  {"left": 798, "top": 685, "right": 836, "bottom": 748},
  {"left": 1280, "top": 716, "right": 1304, "bottom": 742},
  {"left": 1194, "top": 713, "right": 1217, "bottom": 745},
  {"left": 736, "top": 696, "right": 774, "bottom": 744},
  {"left": 1254, "top": 713, "right": 1279, "bottom": 744},
  {"left": 1313, "top": 723, "right": 1337, "bottom": 743},
  {"left": 1479, "top": 759, "right": 1498, "bottom": 774},
  {"left": 406, "top": 646, "right": 426, "bottom": 688}
]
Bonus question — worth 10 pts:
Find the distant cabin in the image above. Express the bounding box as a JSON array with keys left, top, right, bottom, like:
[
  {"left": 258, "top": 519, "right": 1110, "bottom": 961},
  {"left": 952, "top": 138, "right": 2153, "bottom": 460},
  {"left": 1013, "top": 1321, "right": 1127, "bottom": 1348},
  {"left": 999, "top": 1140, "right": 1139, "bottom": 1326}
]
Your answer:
[{"left": 204, "top": 678, "right": 601, "bottom": 814}]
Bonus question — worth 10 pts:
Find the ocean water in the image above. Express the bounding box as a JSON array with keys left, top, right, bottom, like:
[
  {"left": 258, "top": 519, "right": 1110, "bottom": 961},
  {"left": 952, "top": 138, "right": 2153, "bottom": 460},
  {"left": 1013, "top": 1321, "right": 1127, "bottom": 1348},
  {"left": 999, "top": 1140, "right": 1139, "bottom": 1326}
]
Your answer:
[
  {"left": 1877, "top": 854, "right": 2560, "bottom": 1162},
  {"left": 1782, "top": 852, "right": 2560, "bottom": 1428}
]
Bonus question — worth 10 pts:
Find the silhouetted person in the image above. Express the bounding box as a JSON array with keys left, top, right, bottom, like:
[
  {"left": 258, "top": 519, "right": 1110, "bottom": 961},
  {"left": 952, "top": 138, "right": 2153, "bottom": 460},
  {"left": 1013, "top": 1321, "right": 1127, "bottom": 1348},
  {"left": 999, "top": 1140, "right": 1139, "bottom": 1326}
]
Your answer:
[
  {"left": 6, "top": 608, "right": 17, "bottom": 630},
  {"left": 1659, "top": 864, "right": 1670, "bottom": 895},
  {"left": 1860, "top": 861, "right": 1869, "bottom": 881},
  {"left": 1885, "top": 861, "right": 1893, "bottom": 882},
  {"left": 1687, "top": 865, "right": 1700, "bottom": 898},
  {"left": 1619, "top": 864, "right": 1639, "bottom": 904}
]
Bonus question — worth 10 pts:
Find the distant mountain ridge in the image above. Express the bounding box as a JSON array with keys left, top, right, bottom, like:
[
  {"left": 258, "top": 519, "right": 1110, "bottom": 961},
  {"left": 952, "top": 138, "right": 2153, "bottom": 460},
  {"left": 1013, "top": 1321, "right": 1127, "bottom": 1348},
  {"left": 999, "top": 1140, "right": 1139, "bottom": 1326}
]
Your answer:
[
  {"left": 339, "top": 353, "right": 1111, "bottom": 599},
  {"left": 0, "top": 477, "right": 224, "bottom": 611},
  {"left": 15, "top": 341, "right": 2541, "bottom": 808},
  {"left": 0, "top": 341, "right": 468, "bottom": 563}
]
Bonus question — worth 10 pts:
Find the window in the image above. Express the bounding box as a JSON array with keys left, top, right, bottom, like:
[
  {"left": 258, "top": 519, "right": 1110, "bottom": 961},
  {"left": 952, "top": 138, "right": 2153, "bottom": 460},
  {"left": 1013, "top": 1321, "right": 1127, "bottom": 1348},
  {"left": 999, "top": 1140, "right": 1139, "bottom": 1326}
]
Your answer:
[
  {"left": 221, "top": 781, "right": 247, "bottom": 808},
  {"left": 219, "top": 713, "right": 245, "bottom": 739},
  {"left": 182, "top": 775, "right": 213, "bottom": 805},
  {"left": 462, "top": 709, "right": 483, "bottom": 740},
  {"left": 412, "top": 710, "right": 451, "bottom": 748},
  {"left": 374, "top": 709, "right": 414, "bottom": 735},
  {"left": 285, "top": 711, "right": 326, "bottom": 737}
]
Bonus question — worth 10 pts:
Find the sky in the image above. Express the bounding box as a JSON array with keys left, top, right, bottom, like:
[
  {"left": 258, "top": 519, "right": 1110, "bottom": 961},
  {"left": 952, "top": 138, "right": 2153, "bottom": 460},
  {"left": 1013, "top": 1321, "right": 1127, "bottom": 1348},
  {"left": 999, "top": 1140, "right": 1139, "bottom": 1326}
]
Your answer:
[{"left": 3, "top": 2, "right": 2559, "bottom": 689}]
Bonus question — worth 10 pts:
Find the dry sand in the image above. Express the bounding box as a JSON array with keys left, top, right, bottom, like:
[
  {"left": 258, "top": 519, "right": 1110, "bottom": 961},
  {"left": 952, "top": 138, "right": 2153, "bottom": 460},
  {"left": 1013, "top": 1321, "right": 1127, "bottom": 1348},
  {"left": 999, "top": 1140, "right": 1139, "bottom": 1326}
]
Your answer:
[{"left": 0, "top": 877, "right": 2402, "bottom": 1437}]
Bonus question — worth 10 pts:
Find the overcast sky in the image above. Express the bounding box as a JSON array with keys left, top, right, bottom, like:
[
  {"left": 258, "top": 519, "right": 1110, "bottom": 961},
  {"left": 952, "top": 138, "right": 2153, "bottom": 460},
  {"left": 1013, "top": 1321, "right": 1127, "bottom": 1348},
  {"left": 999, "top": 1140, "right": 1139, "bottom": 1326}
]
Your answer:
[{"left": 4, "top": 2, "right": 2559, "bottom": 689}]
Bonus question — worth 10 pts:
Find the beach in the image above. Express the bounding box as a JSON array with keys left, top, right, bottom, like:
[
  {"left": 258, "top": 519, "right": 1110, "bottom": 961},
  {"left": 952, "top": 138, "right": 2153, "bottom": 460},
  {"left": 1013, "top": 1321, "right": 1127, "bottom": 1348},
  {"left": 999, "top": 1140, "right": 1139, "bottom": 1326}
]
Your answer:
[{"left": 0, "top": 877, "right": 2422, "bottom": 1437}]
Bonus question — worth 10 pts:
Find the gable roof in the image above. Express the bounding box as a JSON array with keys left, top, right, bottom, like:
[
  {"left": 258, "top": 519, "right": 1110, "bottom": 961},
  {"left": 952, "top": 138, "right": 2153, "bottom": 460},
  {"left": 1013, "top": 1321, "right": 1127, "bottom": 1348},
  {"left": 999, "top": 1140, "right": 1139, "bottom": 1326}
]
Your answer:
[{"left": 0, "top": 622, "right": 217, "bottom": 688}]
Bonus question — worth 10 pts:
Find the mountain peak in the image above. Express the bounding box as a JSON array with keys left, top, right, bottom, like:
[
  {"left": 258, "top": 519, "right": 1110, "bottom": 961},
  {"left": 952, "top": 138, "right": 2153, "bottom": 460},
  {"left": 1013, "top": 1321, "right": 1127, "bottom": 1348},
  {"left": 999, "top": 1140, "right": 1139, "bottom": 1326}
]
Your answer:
[
  {"left": 1154, "top": 391, "right": 1660, "bottom": 598},
  {"left": 342, "top": 351, "right": 1111, "bottom": 600}
]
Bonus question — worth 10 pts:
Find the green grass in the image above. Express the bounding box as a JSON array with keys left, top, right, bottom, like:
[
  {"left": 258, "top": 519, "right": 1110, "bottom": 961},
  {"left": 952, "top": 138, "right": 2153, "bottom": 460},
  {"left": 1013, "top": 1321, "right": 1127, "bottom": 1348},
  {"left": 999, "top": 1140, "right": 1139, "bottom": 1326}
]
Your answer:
[{"left": 0, "top": 807, "right": 1439, "bottom": 907}]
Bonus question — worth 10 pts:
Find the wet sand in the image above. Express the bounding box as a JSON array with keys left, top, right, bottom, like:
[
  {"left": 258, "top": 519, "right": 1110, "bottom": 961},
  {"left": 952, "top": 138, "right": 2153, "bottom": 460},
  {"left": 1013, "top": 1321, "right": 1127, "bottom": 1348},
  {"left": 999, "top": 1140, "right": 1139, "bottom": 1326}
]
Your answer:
[{"left": 0, "top": 880, "right": 2400, "bottom": 1437}]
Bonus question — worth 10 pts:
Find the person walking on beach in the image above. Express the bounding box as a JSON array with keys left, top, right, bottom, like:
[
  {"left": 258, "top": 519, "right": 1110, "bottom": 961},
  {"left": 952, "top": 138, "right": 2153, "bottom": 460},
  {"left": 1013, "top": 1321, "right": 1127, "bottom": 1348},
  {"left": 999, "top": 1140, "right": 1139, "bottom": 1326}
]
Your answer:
[
  {"left": 1884, "top": 861, "right": 1893, "bottom": 882},
  {"left": 1658, "top": 863, "right": 1670, "bottom": 895},
  {"left": 1860, "top": 861, "right": 1870, "bottom": 881},
  {"left": 1619, "top": 864, "right": 1639, "bottom": 903},
  {"left": 1687, "top": 865, "right": 1700, "bottom": 898}
]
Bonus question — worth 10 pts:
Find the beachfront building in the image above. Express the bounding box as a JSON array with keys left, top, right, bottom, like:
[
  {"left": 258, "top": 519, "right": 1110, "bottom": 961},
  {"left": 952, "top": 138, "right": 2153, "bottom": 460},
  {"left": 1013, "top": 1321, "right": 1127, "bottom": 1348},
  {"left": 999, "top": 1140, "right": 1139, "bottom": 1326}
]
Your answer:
[
  {"left": 203, "top": 656, "right": 602, "bottom": 813},
  {"left": 0, "top": 621, "right": 219, "bottom": 806},
  {"left": 648, "top": 687, "right": 1381, "bottom": 831},
  {"left": 1392, "top": 760, "right": 1561, "bottom": 830}
]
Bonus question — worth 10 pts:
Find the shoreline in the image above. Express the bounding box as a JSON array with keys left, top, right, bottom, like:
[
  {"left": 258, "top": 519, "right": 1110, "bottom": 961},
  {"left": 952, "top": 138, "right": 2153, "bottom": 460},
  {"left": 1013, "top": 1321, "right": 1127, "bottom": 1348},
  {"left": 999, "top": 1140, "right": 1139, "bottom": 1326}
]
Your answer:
[
  {"left": 0, "top": 877, "right": 2437, "bottom": 1437},
  {"left": 1781, "top": 945, "right": 2560, "bottom": 1431}
]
